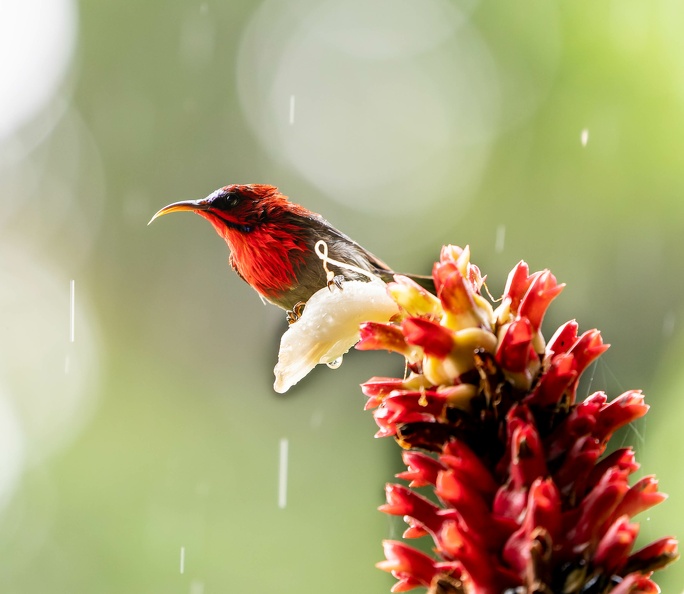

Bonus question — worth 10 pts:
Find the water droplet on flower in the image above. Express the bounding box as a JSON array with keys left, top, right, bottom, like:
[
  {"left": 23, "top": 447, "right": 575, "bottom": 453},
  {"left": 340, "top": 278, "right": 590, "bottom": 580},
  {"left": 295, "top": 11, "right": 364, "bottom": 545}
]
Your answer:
[{"left": 327, "top": 356, "right": 343, "bottom": 369}]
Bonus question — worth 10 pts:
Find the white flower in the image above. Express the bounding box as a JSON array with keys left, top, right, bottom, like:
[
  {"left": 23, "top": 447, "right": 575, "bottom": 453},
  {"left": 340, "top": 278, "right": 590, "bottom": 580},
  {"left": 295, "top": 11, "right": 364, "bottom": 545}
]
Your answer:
[{"left": 273, "top": 280, "right": 399, "bottom": 393}]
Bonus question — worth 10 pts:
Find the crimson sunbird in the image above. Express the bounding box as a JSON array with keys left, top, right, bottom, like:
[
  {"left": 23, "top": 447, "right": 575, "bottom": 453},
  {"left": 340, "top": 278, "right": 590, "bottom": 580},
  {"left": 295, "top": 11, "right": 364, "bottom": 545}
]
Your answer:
[{"left": 149, "top": 184, "right": 434, "bottom": 318}]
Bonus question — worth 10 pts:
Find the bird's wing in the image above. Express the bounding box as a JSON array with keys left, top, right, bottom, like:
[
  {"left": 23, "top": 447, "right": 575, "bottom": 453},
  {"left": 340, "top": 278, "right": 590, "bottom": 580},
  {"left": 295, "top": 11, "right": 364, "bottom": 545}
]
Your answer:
[
  {"left": 303, "top": 212, "right": 394, "bottom": 274},
  {"left": 297, "top": 211, "right": 436, "bottom": 293}
]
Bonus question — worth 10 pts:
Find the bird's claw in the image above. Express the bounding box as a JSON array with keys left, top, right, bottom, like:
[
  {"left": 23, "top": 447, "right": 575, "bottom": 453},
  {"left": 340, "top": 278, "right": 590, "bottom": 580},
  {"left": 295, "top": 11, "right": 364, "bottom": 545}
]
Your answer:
[
  {"left": 287, "top": 301, "right": 307, "bottom": 325},
  {"left": 327, "top": 274, "right": 345, "bottom": 292}
]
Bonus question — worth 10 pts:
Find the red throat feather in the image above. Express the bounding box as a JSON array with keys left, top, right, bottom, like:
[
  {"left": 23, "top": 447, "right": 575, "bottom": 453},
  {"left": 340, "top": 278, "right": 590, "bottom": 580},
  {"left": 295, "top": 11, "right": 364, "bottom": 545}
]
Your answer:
[{"left": 197, "top": 210, "right": 310, "bottom": 300}]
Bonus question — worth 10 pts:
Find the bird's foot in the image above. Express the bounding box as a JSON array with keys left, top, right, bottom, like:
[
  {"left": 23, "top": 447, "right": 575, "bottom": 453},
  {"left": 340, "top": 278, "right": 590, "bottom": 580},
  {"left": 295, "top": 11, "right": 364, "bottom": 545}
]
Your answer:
[
  {"left": 327, "top": 274, "right": 345, "bottom": 292},
  {"left": 287, "top": 301, "right": 307, "bottom": 325}
]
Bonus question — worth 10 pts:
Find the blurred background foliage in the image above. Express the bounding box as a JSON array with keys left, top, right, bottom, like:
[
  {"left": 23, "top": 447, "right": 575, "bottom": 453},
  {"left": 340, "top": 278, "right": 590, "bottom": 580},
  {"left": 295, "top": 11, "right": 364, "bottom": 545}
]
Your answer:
[{"left": 1, "top": 0, "right": 684, "bottom": 592}]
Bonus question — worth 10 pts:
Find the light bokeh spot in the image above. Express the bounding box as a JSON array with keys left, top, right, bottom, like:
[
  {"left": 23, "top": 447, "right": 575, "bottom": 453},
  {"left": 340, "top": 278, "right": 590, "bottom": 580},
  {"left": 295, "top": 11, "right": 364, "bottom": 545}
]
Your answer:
[
  {"left": 0, "top": 0, "right": 77, "bottom": 143},
  {"left": 0, "top": 243, "right": 100, "bottom": 509},
  {"left": 237, "top": 0, "right": 499, "bottom": 215}
]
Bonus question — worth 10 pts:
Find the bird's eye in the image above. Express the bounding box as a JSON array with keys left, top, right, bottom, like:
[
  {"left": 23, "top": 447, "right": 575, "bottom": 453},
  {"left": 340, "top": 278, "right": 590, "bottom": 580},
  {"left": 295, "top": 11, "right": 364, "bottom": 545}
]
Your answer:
[{"left": 213, "top": 191, "right": 240, "bottom": 209}]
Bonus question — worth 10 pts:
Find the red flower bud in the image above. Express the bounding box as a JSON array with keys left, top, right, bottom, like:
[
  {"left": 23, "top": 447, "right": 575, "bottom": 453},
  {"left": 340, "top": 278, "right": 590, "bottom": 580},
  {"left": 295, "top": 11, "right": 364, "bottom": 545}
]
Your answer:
[
  {"left": 501, "top": 261, "right": 533, "bottom": 315},
  {"left": 495, "top": 318, "right": 537, "bottom": 373},
  {"left": 380, "top": 484, "right": 452, "bottom": 538},
  {"left": 626, "top": 537, "right": 680, "bottom": 573},
  {"left": 441, "top": 440, "right": 499, "bottom": 497},
  {"left": 518, "top": 270, "right": 565, "bottom": 334},
  {"left": 357, "top": 322, "right": 411, "bottom": 355},
  {"left": 502, "top": 479, "right": 561, "bottom": 573},
  {"left": 612, "top": 475, "right": 667, "bottom": 520},
  {"left": 546, "top": 319, "right": 579, "bottom": 356},
  {"left": 377, "top": 540, "right": 442, "bottom": 591},
  {"left": 567, "top": 468, "right": 629, "bottom": 550},
  {"left": 552, "top": 435, "right": 602, "bottom": 498},
  {"left": 609, "top": 574, "right": 660, "bottom": 594},
  {"left": 595, "top": 390, "right": 648, "bottom": 443},
  {"left": 594, "top": 515, "right": 638, "bottom": 574},
  {"left": 587, "top": 448, "right": 639, "bottom": 489},
  {"left": 525, "top": 352, "right": 577, "bottom": 407},
  {"left": 397, "top": 450, "right": 445, "bottom": 487},
  {"left": 402, "top": 317, "right": 454, "bottom": 359},
  {"left": 567, "top": 329, "right": 609, "bottom": 380}
]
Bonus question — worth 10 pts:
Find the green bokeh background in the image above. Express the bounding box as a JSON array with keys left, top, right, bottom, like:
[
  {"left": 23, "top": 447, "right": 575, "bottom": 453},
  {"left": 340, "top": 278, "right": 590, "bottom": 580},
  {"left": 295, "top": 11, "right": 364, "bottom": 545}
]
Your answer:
[{"left": 2, "top": 1, "right": 684, "bottom": 592}]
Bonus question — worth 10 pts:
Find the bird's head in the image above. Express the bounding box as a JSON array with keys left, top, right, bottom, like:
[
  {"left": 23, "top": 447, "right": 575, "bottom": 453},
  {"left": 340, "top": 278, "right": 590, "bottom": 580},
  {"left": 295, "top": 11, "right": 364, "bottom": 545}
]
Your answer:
[{"left": 149, "top": 184, "right": 293, "bottom": 236}]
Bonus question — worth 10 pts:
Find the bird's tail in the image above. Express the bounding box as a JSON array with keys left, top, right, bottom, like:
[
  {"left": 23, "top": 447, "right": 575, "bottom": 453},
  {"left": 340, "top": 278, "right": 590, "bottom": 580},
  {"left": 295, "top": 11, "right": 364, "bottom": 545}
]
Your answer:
[
  {"left": 403, "top": 273, "right": 436, "bottom": 295},
  {"left": 375, "top": 268, "right": 436, "bottom": 295}
]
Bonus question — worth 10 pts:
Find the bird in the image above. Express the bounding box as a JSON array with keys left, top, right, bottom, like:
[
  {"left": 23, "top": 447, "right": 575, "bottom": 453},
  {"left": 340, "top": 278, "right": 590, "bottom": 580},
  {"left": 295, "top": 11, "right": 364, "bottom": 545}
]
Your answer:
[{"left": 149, "top": 184, "right": 434, "bottom": 320}]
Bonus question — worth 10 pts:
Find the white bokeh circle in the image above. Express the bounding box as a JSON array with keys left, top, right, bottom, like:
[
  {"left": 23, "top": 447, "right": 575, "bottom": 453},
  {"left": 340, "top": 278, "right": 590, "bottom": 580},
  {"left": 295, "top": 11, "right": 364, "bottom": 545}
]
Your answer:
[
  {"left": 0, "top": 0, "right": 77, "bottom": 143},
  {"left": 236, "top": 0, "right": 499, "bottom": 215},
  {"left": 0, "top": 241, "right": 101, "bottom": 508}
]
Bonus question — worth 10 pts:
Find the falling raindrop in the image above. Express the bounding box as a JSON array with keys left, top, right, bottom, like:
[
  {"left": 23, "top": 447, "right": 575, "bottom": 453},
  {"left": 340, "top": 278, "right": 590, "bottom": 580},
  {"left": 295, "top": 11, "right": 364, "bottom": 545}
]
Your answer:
[
  {"left": 662, "top": 311, "right": 676, "bottom": 337},
  {"left": 278, "top": 437, "right": 289, "bottom": 509},
  {"left": 580, "top": 128, "right": 589, "bottom": 147},
  {"left": 310, "top": 410, "right": 323, "bottom": 429},
  {"left": 69, "top": 278, "right": 75, "bottom": 342},
  {"left": 495, "top": 224, "right": 506, "bottom": 253},
  {"left": 326, "top": 356, "right": 343, "bottom": 369}
]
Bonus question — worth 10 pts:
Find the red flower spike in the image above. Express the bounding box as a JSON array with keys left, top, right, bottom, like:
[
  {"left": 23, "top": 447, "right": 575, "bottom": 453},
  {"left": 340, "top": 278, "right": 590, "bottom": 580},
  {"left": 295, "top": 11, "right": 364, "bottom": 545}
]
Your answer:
[
  {"left": 357, "top": 322, "right": 412, "bottom": 355},
  {"left": 358, "top": 246, "right": 676, "bottom": 592},
  {"left": 402, "top": 317, "right": 454, "bottom": 359},
  {"left": 594, "top": 515, "right": 639, "bottom": 574},
  {"left": 397, "top": 451, "right": 445, "bottom": 487},
  {"left": 518, "top": 270, "right": 565, "bottom": 334}
]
